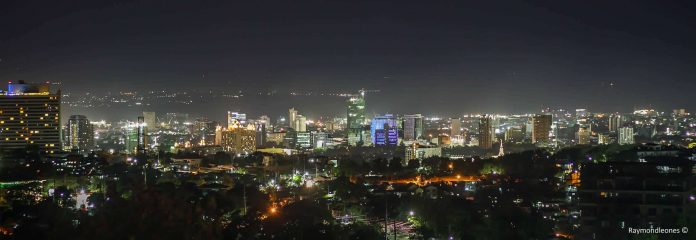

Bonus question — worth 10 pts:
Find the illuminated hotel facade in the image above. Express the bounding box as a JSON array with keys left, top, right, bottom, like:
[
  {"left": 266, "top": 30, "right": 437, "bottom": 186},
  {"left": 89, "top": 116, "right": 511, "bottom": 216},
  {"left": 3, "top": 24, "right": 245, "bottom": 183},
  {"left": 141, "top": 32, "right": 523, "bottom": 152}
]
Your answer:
[
  {"left": 215, "top": 122, "right": 256, "bottom": 154},
  {"left": 0, "top": 81, "right": 61, "bottom": 153}
]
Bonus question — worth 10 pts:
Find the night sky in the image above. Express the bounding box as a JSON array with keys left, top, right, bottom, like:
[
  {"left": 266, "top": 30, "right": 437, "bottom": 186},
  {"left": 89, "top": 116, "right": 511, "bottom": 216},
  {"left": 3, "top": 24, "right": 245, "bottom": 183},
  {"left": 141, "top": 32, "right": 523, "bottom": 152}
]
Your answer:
[{"left": 1, "top": 0, "right": 695, "bottom": 115}]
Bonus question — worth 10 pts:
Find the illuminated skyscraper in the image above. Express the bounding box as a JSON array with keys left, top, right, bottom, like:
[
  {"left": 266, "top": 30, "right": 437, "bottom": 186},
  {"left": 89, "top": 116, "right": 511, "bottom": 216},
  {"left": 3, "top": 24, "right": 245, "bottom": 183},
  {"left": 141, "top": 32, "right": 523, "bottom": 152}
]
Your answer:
[
  {"left": 346, "top": 90, "right": 366, "bottom": 145},
  {"left": 193, "top": 117, "right": 217, "bottom": 146},
  {"left": 124, "top": 121, "right": 139, "bottom": 154},
  {"left": 598, "top": 133, "right": 611, "bottom": 145},
  {"left": 618, "top": 127, "right": 635, "bottom": 145},
  {"left": 0, "top": 81, "right": 61, "bottom": 153},
  {"left": 532, "top": 114, "right": 552, "bottom": 145},
  {"left": 216, "top": 123, "right": 256, "bottom": 154},
  {"left": 577, "top": 123, "right": 591, "bottom": 145},
  {"left": 370, "top": 114, "right": 398, "bottom": 146},
  {"left": 478, "top": 115, "right": 493, "bottom": 149},
  {"left": 450, "top": 118, "right": 461, "bottom": 137},
  {"left": 608, "top": 114, "right": 623, "bottom": 132},
  {"left": 143, "top": 111, "right": 157, "bottom": 130},
  {"left": 288, "top": 108, "right": 298, "bottom": 128},
  {"left": 137, "top": 116, "right": 147, "bottom": 153},
  {"left": 505, "top": 126, "right": 525, "bottom": 143},
  {"left": 257, "top": 115, "right": 271, "bottom": 130},
  {"left": 254, "top": 122, "right": 267, "bottom": 147},
  {"left": 293, "top": 115, "right": 307, "bottom": 132},
  {"left": 403, "top": 114, "right": 423, "bottom": 141},
  {"left": 66, "top": 115, "right": 94, "bottom": 152}
]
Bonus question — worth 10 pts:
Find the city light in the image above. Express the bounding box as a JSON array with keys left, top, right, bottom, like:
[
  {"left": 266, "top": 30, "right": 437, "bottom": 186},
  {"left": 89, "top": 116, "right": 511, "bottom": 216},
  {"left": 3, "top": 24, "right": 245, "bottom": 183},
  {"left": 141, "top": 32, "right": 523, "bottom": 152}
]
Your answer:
[{"left": 1, "top": 2, "right": 692, "bottom": 239}]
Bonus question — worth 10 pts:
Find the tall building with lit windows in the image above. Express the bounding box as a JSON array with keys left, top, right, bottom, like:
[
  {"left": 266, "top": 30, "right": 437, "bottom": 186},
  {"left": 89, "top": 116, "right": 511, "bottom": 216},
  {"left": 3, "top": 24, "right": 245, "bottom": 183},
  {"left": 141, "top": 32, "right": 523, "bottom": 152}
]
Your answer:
[
  {"left": 0, "top": 81, "right": 61, "bottom": 153},
  {"left": 293, "top": 115, "right": 307, "bottom": 132},
  {"left": 403, "top": 114, "right": 423, "bottom": 141},
  {"left": 288, "top": 108, "right": 298, "bottom": 128},
  {"left": 478, "top": 115, "right": 493, "bottom": 149},
  {"left": 608, "top": 114, "right": 623, "bottom": 133},
  {"left": 450, "top": 118, "right": 461, "bottom": 137},
  {"left": 346, "top": 90, "right": 366, "bottom": 145},
  {"left": 66, "top": 115, "right": 94, "bottom": 152},
  {"left": 370, "top": 114, "right": 398, "bottom": 146},
  {"left": 137, "top": 116, "right": 147, "bottom": 153},
  {"left": 532, "top": 114, "right": 552, "bottom": 145},
  {"left": 215, "top": 122, "right": 256, "bottom": 154},
  {"left": 618, "top": 127, "right": 635, "bottom": 145}
]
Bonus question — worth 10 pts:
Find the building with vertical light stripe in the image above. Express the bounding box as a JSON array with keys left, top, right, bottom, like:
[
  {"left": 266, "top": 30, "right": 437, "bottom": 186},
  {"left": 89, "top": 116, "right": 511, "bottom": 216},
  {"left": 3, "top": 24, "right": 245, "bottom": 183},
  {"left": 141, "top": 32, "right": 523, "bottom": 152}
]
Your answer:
[
  {"left": 66, "top": 115, "right": 94, "bottom": 152},
  {"left": 0, "top": 81, "right": 61, "bottom": 153},
  {"left": 346, "top": 90, "right": 366, "bottom": 145}
]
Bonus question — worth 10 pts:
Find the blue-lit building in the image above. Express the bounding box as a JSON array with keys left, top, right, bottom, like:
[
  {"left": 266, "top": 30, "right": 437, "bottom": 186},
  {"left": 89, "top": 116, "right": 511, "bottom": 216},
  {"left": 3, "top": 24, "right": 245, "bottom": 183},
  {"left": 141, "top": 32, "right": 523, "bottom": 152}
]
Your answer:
[{"left": 370, "top": 114, "right": 398, "bottom": 146}]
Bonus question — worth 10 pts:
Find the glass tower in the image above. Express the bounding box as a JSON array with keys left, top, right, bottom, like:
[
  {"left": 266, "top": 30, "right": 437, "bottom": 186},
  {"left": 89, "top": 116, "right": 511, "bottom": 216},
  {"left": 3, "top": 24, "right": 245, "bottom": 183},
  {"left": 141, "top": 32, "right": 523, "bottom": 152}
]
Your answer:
[{"left": 346, "top": 90, "right": 366, "bottom": 145}]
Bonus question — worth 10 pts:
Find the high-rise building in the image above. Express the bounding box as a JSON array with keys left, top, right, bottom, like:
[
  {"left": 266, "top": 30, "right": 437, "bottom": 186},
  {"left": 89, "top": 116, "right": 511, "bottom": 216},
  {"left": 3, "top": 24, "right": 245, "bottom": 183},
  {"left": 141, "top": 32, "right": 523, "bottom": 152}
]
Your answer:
[
  {"left": 478, "top": 115, "right": 493, "bottom": 149},
  {"left": 370, "top": 114, "right": 398, "bottom": 146},
  {"left": 0, "top": 81, "right": 61, "bottom": 153},
  {"left": 577, "top": 125, "right": 591, "bottom": 145},
  {"left": 288, "top": 108, "right": 298, "bottom": 128},
  {"left": 618, "top": 127, "right": 635, "bottom": 145},
  {"left": 66, "top": 115, "right": 94, "bottom": 152},
  {"left": 160, "top": 113, "right": 189, "bottom": 130},
  {"left": 193, "top": 117, "right": 217, "bottom": 146},
  {"left": 293, "top": 115, "right": 307, "bottom": 132},
  {"left": 403, "top": 114, "right": 423, "bottom": 141},
  {"left": 143, "top": 111, "right": 157, "bottom": 130},
  {"left": 137, "top": 116, "right": 147, "bottom": 153},
  {"left": 257, "top": 115, "right": 271, "bottom": 130},
  {"left": 347, "top": 90, "right": 366, "bottom": 145},
  {"left": 254, "top": 122, "right": 267, "bottom": 147},
  {"left": 450, "top": 118, "right": 461, "bottom": 137},
  {"left": 504, "top": 126, "right": 525, "bottom": 143},
  {"left": 597, "top": 133, "right": 611, "bottom": 145},
  {"left": 532, "top": 114, "right": 552, "bottom": 145},
  {"left": 608, "top": 114, "right": 623, "bottom": 132},
  {"left": 373, "top": 127, "right": 398, "bottom": 146},
  {"left": 124, "top": 121, "right": 139, "bottom": 154},
  {"left": 216, "top": 123, "right": 256, "bottom": 154}
]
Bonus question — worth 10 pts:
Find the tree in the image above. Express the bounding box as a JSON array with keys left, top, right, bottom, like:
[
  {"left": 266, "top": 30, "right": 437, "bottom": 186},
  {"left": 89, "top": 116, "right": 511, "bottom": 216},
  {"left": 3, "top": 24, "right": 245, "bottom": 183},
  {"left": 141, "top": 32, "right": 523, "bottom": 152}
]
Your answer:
[
  {"left": 213, "top": 151, "right": 232, "bottom": 165},
  {"left": 388, "top": 157, "right": 404, "bottom": 175}
]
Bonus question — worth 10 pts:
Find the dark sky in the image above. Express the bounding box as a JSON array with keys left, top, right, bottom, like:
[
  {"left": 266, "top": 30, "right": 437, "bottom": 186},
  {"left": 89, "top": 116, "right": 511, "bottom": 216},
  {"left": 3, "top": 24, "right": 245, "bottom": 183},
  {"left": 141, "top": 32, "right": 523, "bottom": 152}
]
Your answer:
[{"left": 1, "top": 0, "right": 695, "bottom": 115}]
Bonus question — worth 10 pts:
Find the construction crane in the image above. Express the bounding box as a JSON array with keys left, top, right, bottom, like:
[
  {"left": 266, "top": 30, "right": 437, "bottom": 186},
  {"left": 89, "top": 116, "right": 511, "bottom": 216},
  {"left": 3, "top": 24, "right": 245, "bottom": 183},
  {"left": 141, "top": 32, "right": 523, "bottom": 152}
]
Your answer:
[{"left": 358, "top": 88, "right": 380, "bottom": 96}]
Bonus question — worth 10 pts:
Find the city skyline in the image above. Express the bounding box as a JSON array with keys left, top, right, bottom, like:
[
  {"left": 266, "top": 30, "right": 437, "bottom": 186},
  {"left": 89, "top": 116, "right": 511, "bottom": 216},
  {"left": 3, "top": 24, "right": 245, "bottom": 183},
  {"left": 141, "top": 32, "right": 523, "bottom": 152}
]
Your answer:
[{"left": 1, "top": 1, "right": 695, "bottom": 239}]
